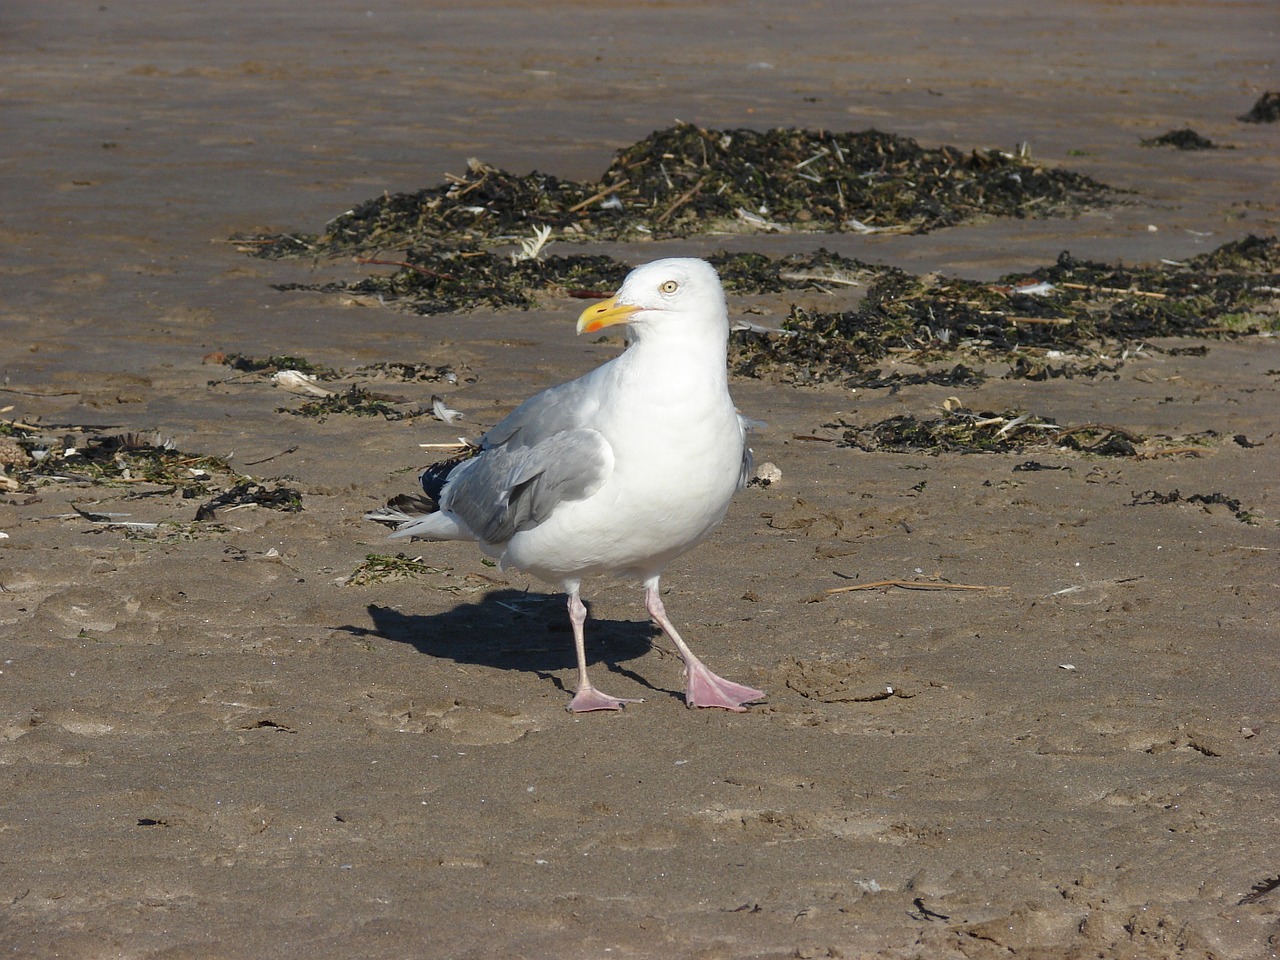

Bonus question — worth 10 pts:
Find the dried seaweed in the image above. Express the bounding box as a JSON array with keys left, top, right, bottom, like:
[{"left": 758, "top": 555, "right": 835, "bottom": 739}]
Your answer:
[
  {"left": 194, "top": 481, "right": 303, "bottom": 521},
  {"left": 597, "top": 125, "right": 1117, "bottom": 237},
  {"left": 220, "top": 353, "right": 339, "bottom": 378},
  {"left": 344, "top": 553, "right": 450, "bottom": 587},
  {"left": 352, "top": 361, "right": 462, "bottom": 383},
  {"left": 343, "top": 553, "right": 500, "bottom": 594},
  {"left": 1005, "top": 356, "right": 1122, "bottom": 381},
  {"left": 1141, "top": 129, "right": 1221, "bottom": 150},
  {"left": 206, "top": 352, "right": 469, "bottom": 419},
  {"left": 281, "top": 385, "right": 430, "bottom": 422},
  {"left": 1238, "top": 875, "right": 1280, "bottom": 905},
  {"left": 731, "top": 235, "right": 1280, "bottom": 385},
  {"left": 16, "top": 432, "right": 232, "bottom": 493},
  {"left": 1238, "top": 91, "right": 1280, "bottom": 124},
  {"left": 834, "top": 410, "right": 1066, "bottom": 455},
  {"left": 845, "top": 364, "right": 988, "bottom": 390},
  {"left": 234, "top": 124, "right": 1120, "bottom": 258},
  {"left": 276, "top": 248, "right": 632, "bottom": 314},
  {"left": 274, "top": 246, "right": 879, "bottom": 316},
  {"left": 1129, "top": 489, "right": 1258, "bottom": 524},
  {"left": 829, "top": 408, "right": 1210, "bottom": 458},
  {"left": 4, "top": 429, "right": 301, "bottom": 528}
]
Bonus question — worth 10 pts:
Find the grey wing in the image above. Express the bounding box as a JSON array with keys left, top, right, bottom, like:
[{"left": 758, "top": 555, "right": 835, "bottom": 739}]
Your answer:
[
  {"left": 480, "top": 370, "right": 605, "bottom": 451},
  {"left": 440, "top": 427, "right": 613, "bottom": 544}
]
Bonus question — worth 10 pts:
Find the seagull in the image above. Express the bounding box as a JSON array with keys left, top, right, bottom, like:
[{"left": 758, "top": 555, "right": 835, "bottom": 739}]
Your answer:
[{"left": 371, "top": 257, "right": 765, "bottom": 713}]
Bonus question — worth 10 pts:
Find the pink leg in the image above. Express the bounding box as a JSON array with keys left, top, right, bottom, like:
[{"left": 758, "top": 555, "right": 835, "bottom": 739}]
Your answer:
[
  {"left": 644, "top": 579, "right": 765, "bottom": 711},
  {"left": 565, "top": 586, "right": 643, "bottom": 713}
]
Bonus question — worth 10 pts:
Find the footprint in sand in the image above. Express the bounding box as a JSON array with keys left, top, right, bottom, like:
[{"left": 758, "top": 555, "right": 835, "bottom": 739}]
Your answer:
[
  {"left": 354, "top": 691, "right": 538, "bottom": 745},
  {"left": 23, "top": 586, "right": 144, "bottom": 642}
]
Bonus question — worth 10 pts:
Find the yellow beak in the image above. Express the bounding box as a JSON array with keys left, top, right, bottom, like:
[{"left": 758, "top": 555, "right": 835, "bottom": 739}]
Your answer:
[{"left": 576, "top": 295, "right": 640, "bottom": 335}]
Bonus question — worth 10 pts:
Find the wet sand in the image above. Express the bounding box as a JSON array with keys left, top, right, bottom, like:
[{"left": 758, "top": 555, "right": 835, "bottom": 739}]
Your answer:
[{"left": 2, "top": 2, "right": 1279, "bottom": 957}]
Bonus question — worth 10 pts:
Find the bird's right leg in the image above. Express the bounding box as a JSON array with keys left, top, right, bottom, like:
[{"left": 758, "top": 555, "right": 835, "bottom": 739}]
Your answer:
[{"left": 565, "top": 585, "right": 643, "bottom": 713}]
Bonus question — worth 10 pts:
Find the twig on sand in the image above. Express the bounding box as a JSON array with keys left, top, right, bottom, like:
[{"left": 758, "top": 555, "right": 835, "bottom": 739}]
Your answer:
[
  {"left": 1005, "top": 316, "right": 1074, "bottom": 325},
  {"left": 656, "top": 176, "right": 709, "bottom": 224},
  {"left": 1060, "top": 281, "right": 1167, "bottom": 300},
  {"left": 823, "top": 579, "right": 998, "bottom": 596},
  {"left": 353, "top": 257, "right": 456, "bottom": 281},
  {"left": 566, "top": 179, "right": 631, "bottom": 214},
  {"left": 242, "top": 446, "right": 299, "bottom": 466},
  {"left": 778, "top": 271, "right": 862, "bottom": 287},
  {"left": 0, "top": 387, "right": 80, "bottom": 397},
  {"left": 1, "top": 417, "right": 43, "bottom": 432},
  {"left": 1137, "top": 446, "right": 1207, "bottom": 459}
]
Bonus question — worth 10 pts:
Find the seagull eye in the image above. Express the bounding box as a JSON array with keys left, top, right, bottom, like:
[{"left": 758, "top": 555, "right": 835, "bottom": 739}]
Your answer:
[{"left": 659, "top": 280, "right": 679, "bottom": 294}]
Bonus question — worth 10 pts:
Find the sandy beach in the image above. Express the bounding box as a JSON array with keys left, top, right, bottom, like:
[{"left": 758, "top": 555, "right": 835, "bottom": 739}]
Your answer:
[{"left": 2, "top": 2, "right": 1279, "bottom": 957}]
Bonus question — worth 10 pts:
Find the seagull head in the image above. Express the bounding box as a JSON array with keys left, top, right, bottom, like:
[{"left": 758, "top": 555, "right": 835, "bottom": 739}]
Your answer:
[{"left": 576, "top": 258, "right": 728, "bottom": 341}]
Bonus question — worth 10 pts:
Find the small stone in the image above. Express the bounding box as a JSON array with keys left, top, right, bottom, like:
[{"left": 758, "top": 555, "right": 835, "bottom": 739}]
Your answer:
[{"left": 754, "top": 461, "right": 782, "bottom": 484}]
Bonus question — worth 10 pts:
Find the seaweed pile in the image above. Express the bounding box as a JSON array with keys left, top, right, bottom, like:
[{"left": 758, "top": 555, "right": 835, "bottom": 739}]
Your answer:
[
  {"left": 218, "top": 353, "right": 339, "bottom": 378},
  {"left": 596, "top": 125, "right": 1115, "bottom": 236},
  {"left": 343, "top": 553, "right": 450, "bottom": 588},
  {"left": 1238, "top": 91, "right": 1280, "bottom": 124},
  {"left": 256, "top": 233, "right": 1279, "bottom": 388},
  {"left": 204, "top": 352, "right": 468, "bottom": 421},
  {"left": 831, "top": 406, "right": 1213, "bottom": 459},
  {"left": 1141, "top": 128, "right": 1221, "bottom": 150},
  {"left": 2, "top": 430, "right": 234, "bottom": 494},
  {"left": 276, "top": 249, "right": 633, "bottom": 314},
  {"left": 283, "top": 386, "right": 432, "bottom": 422},
  {"left": 1129, "top": 489, "right": 1258, "bottom": 525},
  {"left": 0, "top": 426, "right": 302, "bottom": 535},
  {"left": 236, "top": 124, "right": 1119, "bottom": 260},
  {"left": 827, "top": 409, "right": 1260, "bottom": 521},
  {"left": 224, "top": 119, "right": 1275, "bottom": 394},
  {"left": 732, "top": 235, "right": 1280, "bottom": 386},
  {"left": 278, "top": 247, "right": 880, "bottom": 315}
]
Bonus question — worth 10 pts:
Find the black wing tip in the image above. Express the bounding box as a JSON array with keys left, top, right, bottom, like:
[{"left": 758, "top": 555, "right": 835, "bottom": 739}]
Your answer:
[{"left": 418, "top": 450, "right": 477, "bottom": 501}]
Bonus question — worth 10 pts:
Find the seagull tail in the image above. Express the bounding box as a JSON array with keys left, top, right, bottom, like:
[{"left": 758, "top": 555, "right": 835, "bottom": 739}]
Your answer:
[{"left": 364, "top": 506, "right": 476, "bottom": 542}]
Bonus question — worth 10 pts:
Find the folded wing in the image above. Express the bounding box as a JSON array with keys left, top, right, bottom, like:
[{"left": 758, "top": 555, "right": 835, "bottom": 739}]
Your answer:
[{"left": 441, "top": 427, "right": 613, "bottom": 544}]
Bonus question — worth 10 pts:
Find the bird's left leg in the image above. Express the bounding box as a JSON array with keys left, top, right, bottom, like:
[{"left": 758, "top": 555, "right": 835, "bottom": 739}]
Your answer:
[{"left": 643, "top": 578, "right": 765, "bottom": 711}]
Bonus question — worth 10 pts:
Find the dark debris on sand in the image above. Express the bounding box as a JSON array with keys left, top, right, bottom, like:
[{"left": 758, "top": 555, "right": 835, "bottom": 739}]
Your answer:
[
  {"left": 7, "top": 431, "right": 235, "bottom": 495},
  {"left": 281, "top": 385, "right": 434, "bottom": 422},
  {"left": 595, "top": 125, "right": 1118, "bottom": 237},
  {"left": 0, "top": 428, "right": 304, "bottom": 530},
  {"left": 1129, "top": 489, "right": 1259, "bottom": 525},
  {"left": 234, "top": 123, "right": 1121, "bottom": 261},
  {"left": 220, "top": 353, "right": 341, "bottom": 379},
  {"left": 222, "top": 120, "right": 1276, "bottom": 398},
  {"left": 194, "top": 481, "right": 303, "bottom": 521},
  {"left": 1238, "top": 91, "right": 1280, "bottom": 124},
  {"left": 278, "top": 247, "right": 882, "bottom": 316},
  {"left": 275, "top": 249, "right": 633, "bottom": 314},
  {"left": 831, "top": 406, "right": 1216, "bottom": 459},
  {"left": 1141, "top": 128, "right": 1222, "bottom": 150},
  {"left": 731, "top": 235, "right": 1280, "bottom": 386}
]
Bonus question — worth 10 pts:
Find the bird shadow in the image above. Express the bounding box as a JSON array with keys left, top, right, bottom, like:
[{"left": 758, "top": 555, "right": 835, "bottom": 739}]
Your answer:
[{"left": 338, "top": 590, "right": 666, "bottom": 699}]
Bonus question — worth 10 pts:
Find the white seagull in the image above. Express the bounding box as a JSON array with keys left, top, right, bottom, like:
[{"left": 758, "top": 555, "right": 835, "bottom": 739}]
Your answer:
[{"left": 374, "top": 257, "right": 765, "bottom": 713}]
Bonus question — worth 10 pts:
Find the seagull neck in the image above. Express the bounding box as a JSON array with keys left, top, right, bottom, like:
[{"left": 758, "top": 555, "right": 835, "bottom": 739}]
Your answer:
[{"left": 625, "top": 324, "right": 729, "bottom": 385}]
